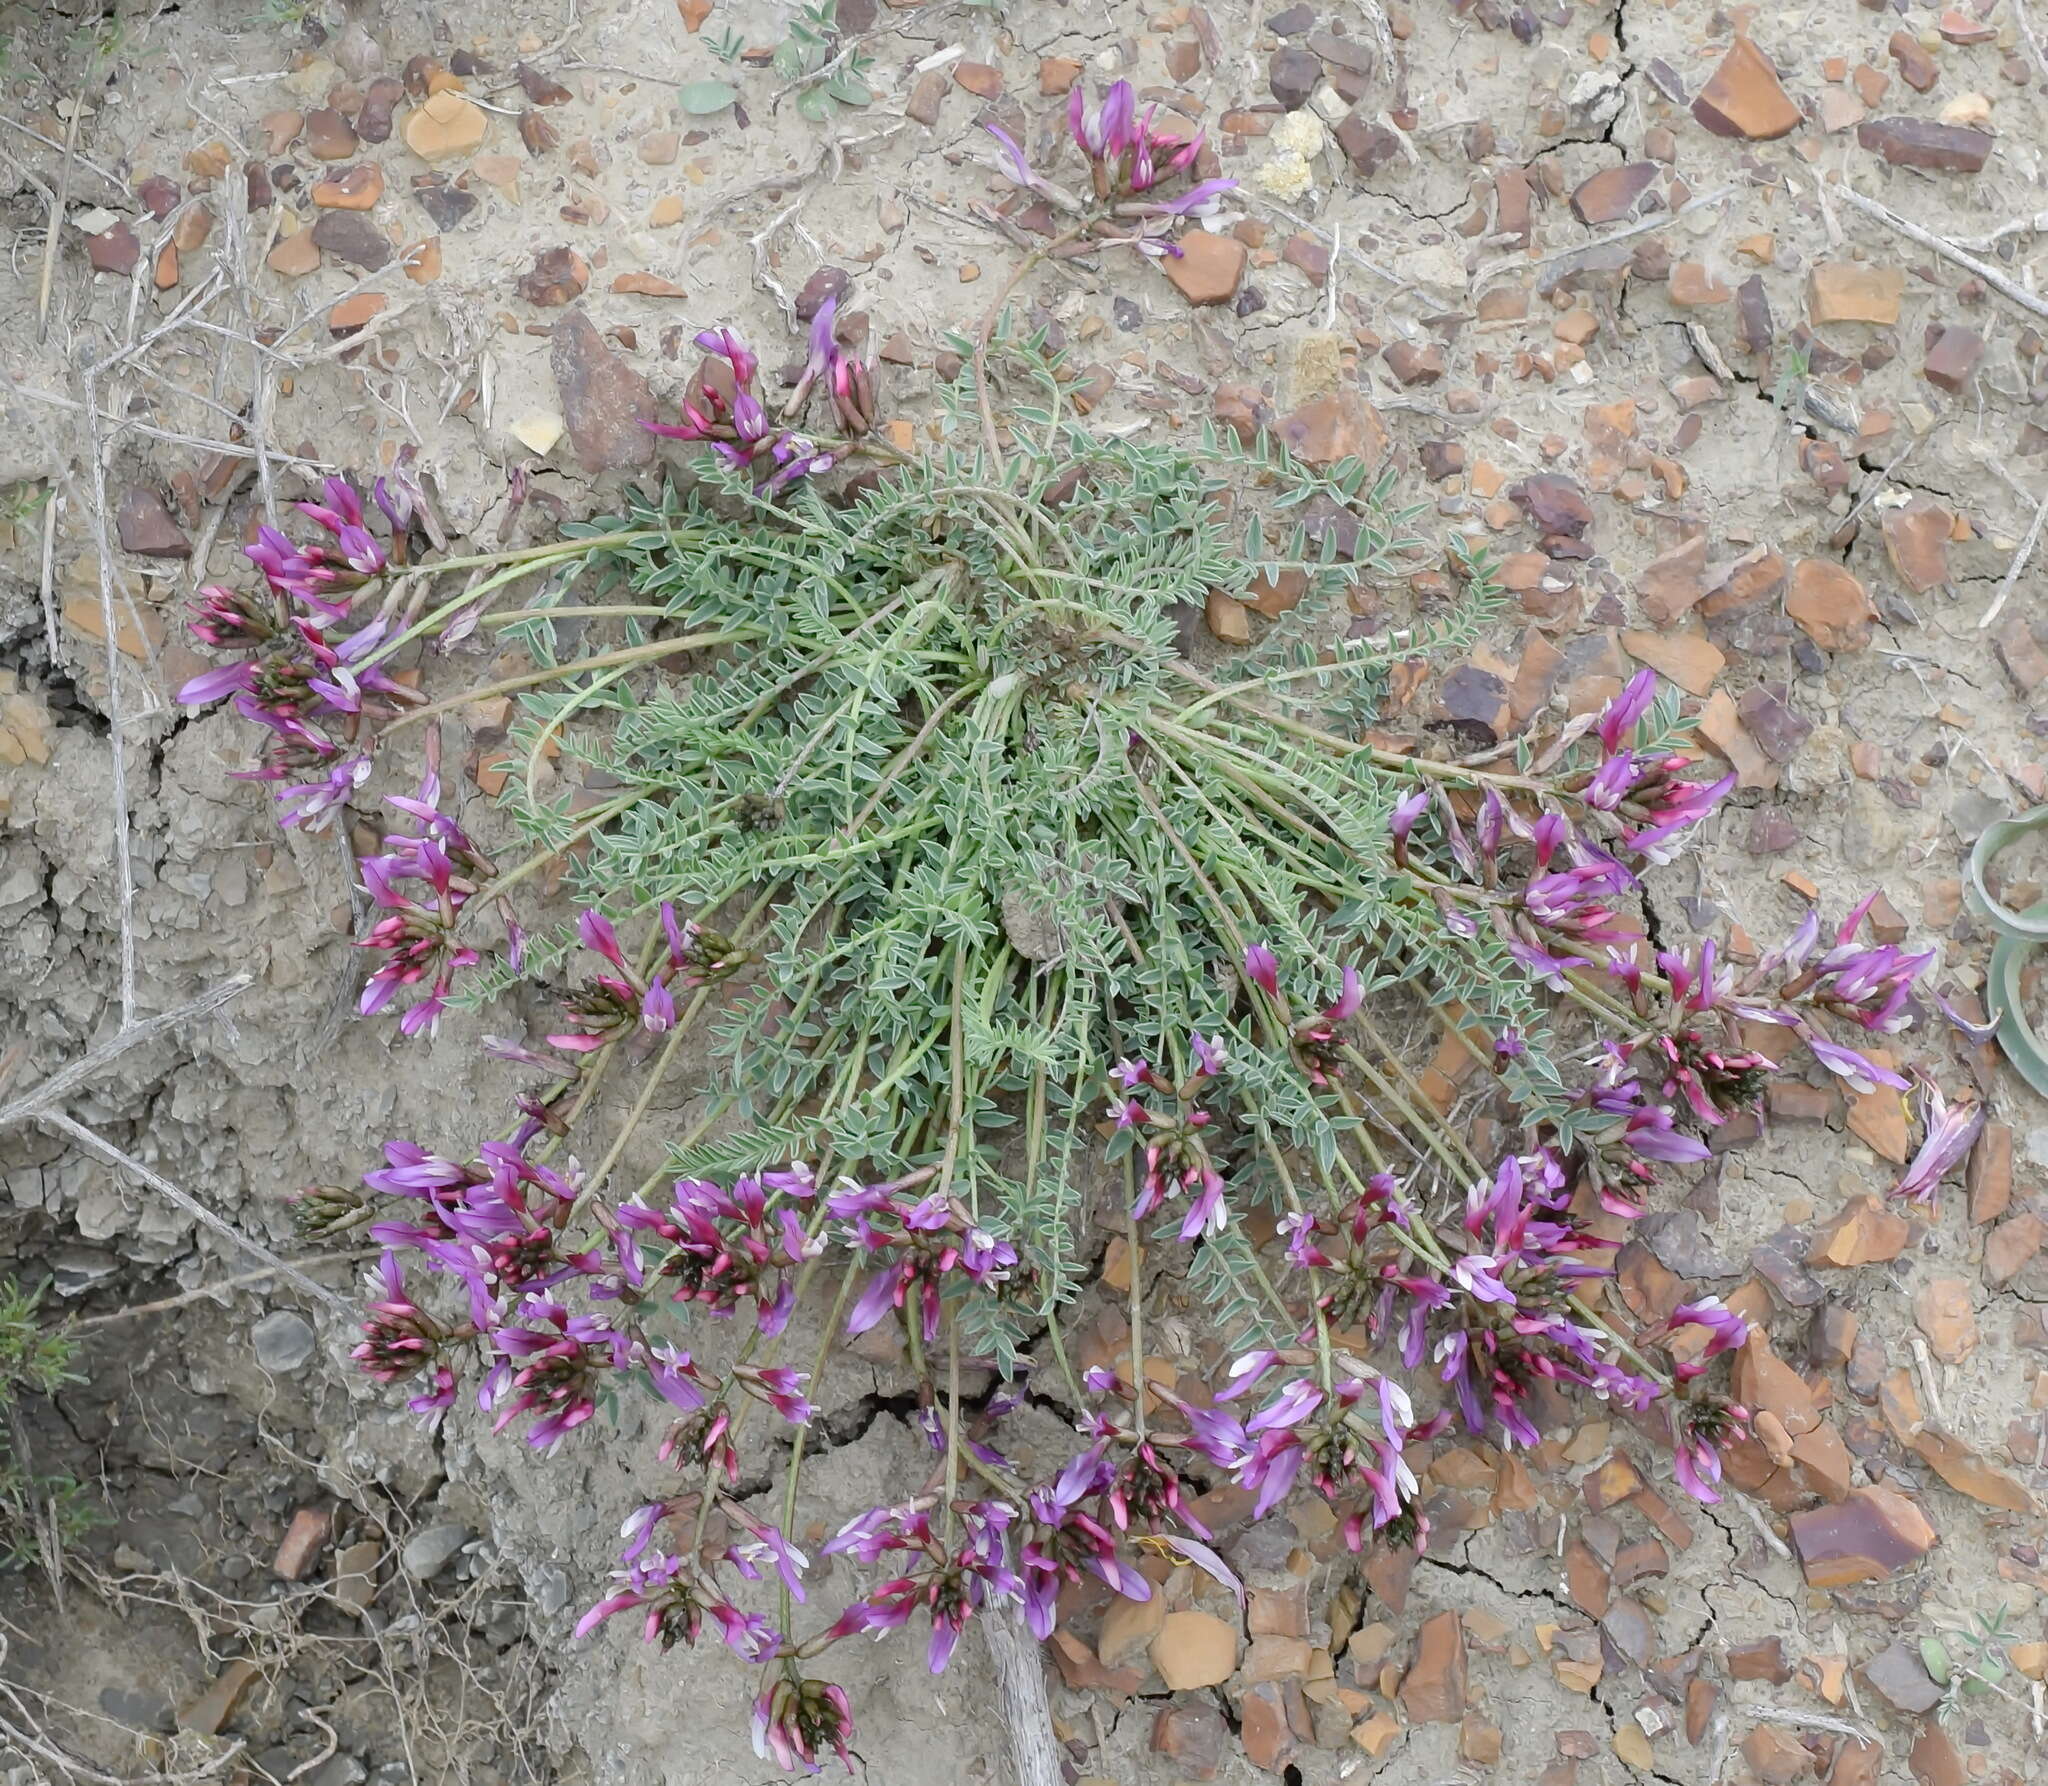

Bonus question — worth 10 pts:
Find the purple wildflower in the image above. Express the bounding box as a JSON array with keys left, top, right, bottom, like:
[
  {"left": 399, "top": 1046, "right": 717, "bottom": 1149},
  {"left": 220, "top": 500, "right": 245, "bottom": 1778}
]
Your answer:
[{"left": 1891, "top": 1080, "right": 1985, "bottom": 1206}]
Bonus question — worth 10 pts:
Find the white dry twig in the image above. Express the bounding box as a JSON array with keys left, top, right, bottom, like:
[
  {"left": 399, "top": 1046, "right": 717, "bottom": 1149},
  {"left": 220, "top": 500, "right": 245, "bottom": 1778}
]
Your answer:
[
  {"left": 1980, "top": 473, "right": 2048, "bottom": 632},
  {"left": 1834, "top": 184, "right": 2048, "bottom": 326},
  {"left": 36, "top": 1109, "right": 353, "bottom": 1316},
  {"left": 0, "top": 974, "right": 253, "bottom": 1130}
]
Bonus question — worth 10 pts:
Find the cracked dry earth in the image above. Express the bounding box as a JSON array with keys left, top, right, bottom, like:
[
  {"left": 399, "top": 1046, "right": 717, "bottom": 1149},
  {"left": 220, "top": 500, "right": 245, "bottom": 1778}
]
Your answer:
[{"left": 4, "top": 0, "right": 2048, "bottom": 1783}]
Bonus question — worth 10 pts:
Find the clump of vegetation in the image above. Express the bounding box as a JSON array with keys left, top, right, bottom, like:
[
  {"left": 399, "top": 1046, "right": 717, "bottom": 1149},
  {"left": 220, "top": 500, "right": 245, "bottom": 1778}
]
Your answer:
[
  {"left": 176, "top": 76, "right": 1976, "bottom": 1776},
  {"left": 0, "top": 1278, "right": 94, "bottom": 1573}
]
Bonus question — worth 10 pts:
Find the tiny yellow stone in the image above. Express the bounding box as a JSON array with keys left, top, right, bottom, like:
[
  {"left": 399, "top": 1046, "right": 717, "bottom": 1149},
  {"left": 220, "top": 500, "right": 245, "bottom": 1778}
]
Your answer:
[
  {"left": 510, "top": 415, "right": 565, "bottom": 456},
  {"left": 1613, "top": 1725, "right": 1654, "bottom": 1770}
]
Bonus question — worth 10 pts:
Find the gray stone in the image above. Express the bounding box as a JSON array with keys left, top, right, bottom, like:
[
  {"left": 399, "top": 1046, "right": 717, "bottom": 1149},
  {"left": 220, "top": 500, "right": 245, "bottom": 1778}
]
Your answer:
[
  {"left": 99, "top": 1684, "right": 174, "bottom": 1732},
  {"left": 252, "top": 1310, "right": 316, "bottom": 1373},
  {"left": 1863, "top": 1640, "right": 1942, "bottom": 1713},
  {"left": 332, "top": 1537, "right": 382, "bottom": 1612},
  {"left": 401, "top": 1521, "right": 471, "bottom": 1582},
  {"left": 304, "top": 1756, "right": 368, "bottom": 1786},
  {"left": 48, "top": 1245, "right": 121, "bottom": 1295},
  {"left": 1640, "top": 1209, "right": 1738, "bottom": 1279},
  {"left": 1947, "top": 790, "right": 2010, "bottom": 844},
  {"left": 1842, "top": 780, "right": 1913, "bottom": 872},
  {"left": 531, "top": 1564, "right": 572, "bottom": 1616}
]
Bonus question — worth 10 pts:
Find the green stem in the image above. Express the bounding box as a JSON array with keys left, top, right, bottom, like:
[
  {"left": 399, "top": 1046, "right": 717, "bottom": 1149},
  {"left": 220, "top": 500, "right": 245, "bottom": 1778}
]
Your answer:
[
  {"left": 382, "top": 631, "right": 753, "bottom": 734},
  {"left": 780, "top": 1258, "right": 862, "bottom": 1630}
]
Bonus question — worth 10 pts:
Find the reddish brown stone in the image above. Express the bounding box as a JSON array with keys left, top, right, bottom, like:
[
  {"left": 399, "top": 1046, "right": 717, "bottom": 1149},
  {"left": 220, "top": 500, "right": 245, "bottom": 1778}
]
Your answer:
[
  {"left": 329, "top": 288, "right": 389, "bottom": 337},
  {"left": 304, "top": 106, "right": 360, "bottom": 160},
  {"left": 1785, "top": 559, "right": 1876, "bottom": 651},
  {"left": 1700, "top": 543, "right": 1788, "bottom": 616},
  {"left": 1858, "top": 116, "right": 1992, "bottom": 171},
  {"left": 273, "top": 1506, "right": 331, "bottom": 1580},
  {"left": 115, "top": 485, "right": 190, "bottom": 559},
  {"left": 1566, "top": 1539, "right": 1611, "bottom": 1616},
  {"left": 311, "top": 163, "right": 383, "bottom": 210},
  {"left": 1692, "top": 37, "right": 1803, "bottom": 139},
  {"left": 1236, "top": 1681, "right": 1302, "bottom": 1773},
  {"left": 1909, "top": 1726, "right": 1966, "bottom": 1786},
  {"left": 1914, "top": 1277, "right": 1978, "bottom": 1363},
  {"left": 1743, "top": 1726, "right": 1814, "bottom": 1784},
  {"left": 1808, "top": 1194, "right": 1911, "bottom": 1267},
  {"left": 87, "top": 220, "right": 140, "bottom": 276},
  {"left": 1383, "top": 340, "right": 1446, "bottom": 386},
  {"left": 1335, "top": 108, "right": 1403, "bottom": 176},
  {"left": 1924, "top": 325, "right": 1984, "bottom": 392},
  {"left": 1728, "top": 1637, "right": 1791, "bottom": 1683},
  {"left": 1909, "top": 1427, "right": 2037, "bottom": 1512},
  {"left": 1272, "top": 392, "right": 1388, "bottom": 467},
  {"left": 1968, "top": 1123, "right": 2014, "bottom": 1223},
  {"left": 1638, "top": 536, "right": 1709, "bottom": 624},
  {"left": 178, "top": 1660, "right": 261, "bottom": 1736},
  {"left": 1888, "top": 31, "right": 1940, "bottom": 93},
  {"left": 1810, "top": 262, "right": 1903, "bottom": 325},
  {"left": 1685, "top": 1676, "right": 1717, "bottom": 1746},
  {"left": 517, "top": 246, "right": 589, "bottom": 306},
  {"left": 1398, "top": 1611, "right": 1468, "bottom": 1723},
  {"left": 1151, "top": 1703, "right": 1226, "bottom": 1780},
  {"left": 552, "top": 306, "right": 658, "bottom": 474},
  {"left": 1883, "top": 499, "right": 1954, "bottom": 592},
  {"left": 1038, "top": 57, "right": 1082, "bottom": 96},
  {"left": 1163, "top": 232, "right": 1246, "bottom": 306},
  {"left": 1571, "top": 162, "right": 1659, "bottom": 225}
]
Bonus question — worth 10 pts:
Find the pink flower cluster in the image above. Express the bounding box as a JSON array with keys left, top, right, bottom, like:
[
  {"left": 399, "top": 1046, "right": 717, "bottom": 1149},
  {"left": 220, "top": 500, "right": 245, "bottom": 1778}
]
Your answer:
[
  {"left": 177, "top": 476, "right": 418, "bottom": 830},
  {"left": 644, "top": 325, "right": 849, "bottom": 492}
]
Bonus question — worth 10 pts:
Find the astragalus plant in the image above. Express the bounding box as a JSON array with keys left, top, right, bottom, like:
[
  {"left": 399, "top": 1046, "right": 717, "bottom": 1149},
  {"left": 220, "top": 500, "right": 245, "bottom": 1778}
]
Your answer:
[{"left": 175, "top": 79, "right": 1973, "bottom": 1778}]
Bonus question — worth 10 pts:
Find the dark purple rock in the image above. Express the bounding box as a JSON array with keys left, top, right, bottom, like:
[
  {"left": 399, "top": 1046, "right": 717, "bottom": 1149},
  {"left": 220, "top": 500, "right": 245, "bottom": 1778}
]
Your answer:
[
  {"left": 795, "top": 267, "right": 852, "bottom": 322},
  {"left": 136, "top": 174, "right": 180, "bottom": 219},
  {"left": 356, "top": 76, "right": 404, "bottom": 143},
  {"left": 1269, "top": 45, "right": 1323, "bottom": 109},
  {"left": 411, "top": 175, "right": 478, "bottom": 230},
  {"left": 310, "top": 210, "right": 392, "bottom": 271},
  {"left": 1751, "top": 1226, "right": 1826, "bottom": 1308},
  {"left": 1439, "top": 666, "right": 1507, "bottom": 739},
  {"left": 1512, "top": 474, "right": 1593, "bottom": 553},
  {"left": 1736, "top": 684, "right": 1812, "bottom": 762},
  {"left": 1600, "top": 1597, "right": 1657, "bottom": 1667},
  {"left": 1857, "top": 117, "right": 1992, "bottom": 172},
  {"left": 115, "top": 485, "right": 191, "bottom": 558},
  {"left": 1640, "top": 1209, "right": 1739, "bottom": 1279},
  {"left": 514, "top": 62, "right": 572, "bottom": 105},
  {"left": 1307, "top": 29, "right": 1375, "bottom": 76},
  {"left": 87, "top": 221, "right": 140, "bottom": 277},
  {"left": 1744, "top": 809, "right": 1800, "bottom": 854},
  {"left": 1334, "top": 107, "right": 1402, "bottom": 175},
  {"left": 552, "top": 305, "right": 658, "bottom": 475}
]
